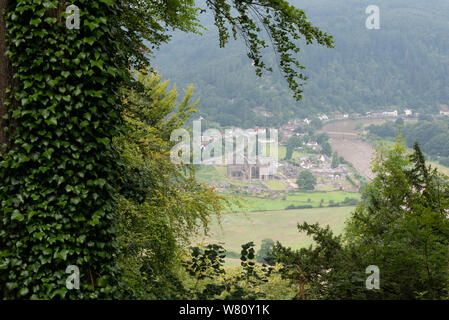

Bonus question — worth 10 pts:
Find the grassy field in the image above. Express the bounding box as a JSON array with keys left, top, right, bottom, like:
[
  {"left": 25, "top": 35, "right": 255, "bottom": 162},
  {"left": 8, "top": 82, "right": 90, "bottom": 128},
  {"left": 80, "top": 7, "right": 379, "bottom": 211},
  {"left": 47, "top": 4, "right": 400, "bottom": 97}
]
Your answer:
[
  {"left": 224, "top": 191, "right": 360, "bottom": 212},
  {"left": 262, "top": 180, "right": 288, "bottom": 190},
  {"left": 278, "top": 145, "right": 311, "bottom": 161},
  {"left": 195, "top": 165, "right": 251, "bottom": 186},
  {"left": 196, "top": 206, "right": 355, "bottom": 254}
]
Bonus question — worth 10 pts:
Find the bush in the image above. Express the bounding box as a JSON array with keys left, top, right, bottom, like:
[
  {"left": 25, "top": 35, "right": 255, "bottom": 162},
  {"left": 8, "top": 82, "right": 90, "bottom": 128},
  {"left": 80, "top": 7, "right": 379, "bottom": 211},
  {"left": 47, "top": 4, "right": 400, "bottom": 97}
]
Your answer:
[
  {"left": 328, "top": 200, "right": 340, "bottom": 207},
  {"left": 285, "top": 204, "right": 314, "bottom": 210},
  {"left": 341, "top": 197, "right": 360, "bottom": 206}
]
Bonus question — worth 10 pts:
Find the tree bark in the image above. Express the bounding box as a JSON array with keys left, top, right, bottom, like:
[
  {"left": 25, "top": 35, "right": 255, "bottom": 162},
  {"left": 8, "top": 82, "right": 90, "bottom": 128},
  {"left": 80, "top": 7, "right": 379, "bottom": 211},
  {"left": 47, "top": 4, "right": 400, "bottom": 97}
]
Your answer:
[{"left": 0, "top": 0, "right": 13, "bottom": 154}]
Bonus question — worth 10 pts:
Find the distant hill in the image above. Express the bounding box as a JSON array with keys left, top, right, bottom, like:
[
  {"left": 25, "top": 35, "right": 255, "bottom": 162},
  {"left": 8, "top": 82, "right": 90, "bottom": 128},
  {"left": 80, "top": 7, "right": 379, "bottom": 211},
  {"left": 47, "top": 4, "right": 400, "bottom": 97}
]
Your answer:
[{"left": 153, "top": 0, "right": 449, "bottom": 128}]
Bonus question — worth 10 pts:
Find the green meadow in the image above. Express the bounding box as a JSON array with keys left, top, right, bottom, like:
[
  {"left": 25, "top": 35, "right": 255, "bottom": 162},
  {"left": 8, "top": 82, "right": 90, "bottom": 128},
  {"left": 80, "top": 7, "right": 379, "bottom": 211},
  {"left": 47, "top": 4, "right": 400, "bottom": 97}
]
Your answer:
[
  {"left": 196, "top": 206, "right": 355, "bottom": 254},
  {"left": 224, "top": 191, "right": 361, "bottom": 213}
]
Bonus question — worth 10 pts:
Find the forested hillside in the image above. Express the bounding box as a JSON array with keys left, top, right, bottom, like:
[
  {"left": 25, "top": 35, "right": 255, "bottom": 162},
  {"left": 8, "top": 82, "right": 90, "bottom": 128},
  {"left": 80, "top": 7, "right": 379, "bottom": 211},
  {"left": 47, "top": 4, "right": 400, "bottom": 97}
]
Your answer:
[{"left": 154, "top": 0, "right": 449, "bottom": 127}]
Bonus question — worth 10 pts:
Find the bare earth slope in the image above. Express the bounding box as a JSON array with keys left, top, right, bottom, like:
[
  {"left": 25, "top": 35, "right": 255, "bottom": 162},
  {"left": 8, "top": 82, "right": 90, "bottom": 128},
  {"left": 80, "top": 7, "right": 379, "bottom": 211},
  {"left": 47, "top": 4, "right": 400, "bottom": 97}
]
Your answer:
[{"left": 319, "top": 120, "right": 381, "bottom": 179}]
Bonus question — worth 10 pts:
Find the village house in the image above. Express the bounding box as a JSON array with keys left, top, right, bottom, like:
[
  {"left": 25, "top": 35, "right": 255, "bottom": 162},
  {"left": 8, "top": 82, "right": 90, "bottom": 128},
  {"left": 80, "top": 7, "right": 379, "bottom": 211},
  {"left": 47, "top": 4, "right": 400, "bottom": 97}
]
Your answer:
[
  {"left": 305, "top": 141, "right": 321, "bottom": 151},
  {"left": 366, "top": 111, "right": 384, "bottom": 118},
  {"left": 439, "top": 104, "right": 449, "bottom": 116},
  {"left": 317, "top": 154, "right": 330, "bottom": 167},
  {"left": 279, "top": 124, "right": 294, "bottom": 143},
  {"left": 333, "top": 112, "right": 349, "bottom": 120},
  {"left": 404, "top": 109, "right": 413, "bottom": 116},
  {"left": 318, "top": 113, "right": 329, "bottom": 121},
  {"left": 281, "top": 123, "right": 296, "bottom": 131},
  {"left": 299, "top": 159, "right": 313, "bottom": 170},
  {"left": 383, "top": 110, "right": 398, "bottom": 117},
  {"left": 334, "top": 112, "right": 344, "bottom": 120}
]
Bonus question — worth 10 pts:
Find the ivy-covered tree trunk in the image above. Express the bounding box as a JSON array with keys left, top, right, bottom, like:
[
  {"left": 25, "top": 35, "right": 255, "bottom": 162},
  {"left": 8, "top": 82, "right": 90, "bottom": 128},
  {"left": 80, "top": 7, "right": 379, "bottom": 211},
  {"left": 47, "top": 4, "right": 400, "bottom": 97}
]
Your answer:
[
  {"left": 0, "top": 0, "right": 13, "bottom": 154},
  {"left": 0, "top": 0, "right": 126, "bottom": 299}
]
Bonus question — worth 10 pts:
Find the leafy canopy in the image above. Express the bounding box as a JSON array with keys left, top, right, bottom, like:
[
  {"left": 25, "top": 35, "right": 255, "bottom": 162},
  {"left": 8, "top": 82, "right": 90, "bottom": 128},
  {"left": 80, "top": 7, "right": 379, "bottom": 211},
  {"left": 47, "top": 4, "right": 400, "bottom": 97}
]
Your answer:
[{"left": 122, "top": 0, "right": 334, "bottom": 99}]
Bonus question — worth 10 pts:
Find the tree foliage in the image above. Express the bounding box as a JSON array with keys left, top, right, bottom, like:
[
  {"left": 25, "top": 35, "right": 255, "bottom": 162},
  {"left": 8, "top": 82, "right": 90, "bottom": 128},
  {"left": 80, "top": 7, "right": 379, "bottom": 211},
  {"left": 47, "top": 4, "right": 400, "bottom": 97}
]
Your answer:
[
  {"left": 285, "top": 135, "right": 302, "bottom": 160},
  {"left": 114, "top": 71, "right": 227, "bottom": 299},
  {"left": 296, "top": 170, "right": 316, "bottom": 191},
  {"left": 331, "top": 152, "right": 339, "bottom": 168},
  {"left": 345, "top": 139, "right": 449, "bottom": 299},
  {"left": 367, "top": 118, "right": 449, "bottom": 164},
  {"left": 272, "top": 139, "right": 449, "bottom": 299},
  {"left": 118, "top": 0, "right": 333, "bottom": 100},
  {"left": 256, "top": 238, "right": 275, "bottom": 264}
]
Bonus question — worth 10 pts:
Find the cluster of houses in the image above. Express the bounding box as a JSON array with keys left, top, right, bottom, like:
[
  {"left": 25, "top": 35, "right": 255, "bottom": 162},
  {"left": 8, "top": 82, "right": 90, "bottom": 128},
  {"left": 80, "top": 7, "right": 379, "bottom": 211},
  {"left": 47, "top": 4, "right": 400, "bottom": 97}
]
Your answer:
[
  {"left": 243, "top": 104, "right": 449, "bottom": 150},
  {"left": 317, "top": 105, "right": 449, "bottom": 120},
  {"left": 276, "top": 109, "right": 417, "bottom": 145},
  {"left": 297, "top": 155, "right": 328, "bottom": 170},
  {"left": 203, "top": 102, "right": 449, "bottom": 189},
  {"left": 279, "top": 119, "right": 304, "bottom": 143},
  {"left": 296, "top": 155, "right": 348, "bottom": 180},
  {"left": 311, "top": 166, "right": 348, "bottom": 181}
]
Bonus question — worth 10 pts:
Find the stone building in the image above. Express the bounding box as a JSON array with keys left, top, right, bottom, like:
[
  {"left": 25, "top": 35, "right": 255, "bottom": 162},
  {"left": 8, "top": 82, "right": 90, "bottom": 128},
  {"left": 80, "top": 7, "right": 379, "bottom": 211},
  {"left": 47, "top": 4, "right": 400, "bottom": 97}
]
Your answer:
[{"left": 226, "top": 156, "right": 276, "bottom": 181}]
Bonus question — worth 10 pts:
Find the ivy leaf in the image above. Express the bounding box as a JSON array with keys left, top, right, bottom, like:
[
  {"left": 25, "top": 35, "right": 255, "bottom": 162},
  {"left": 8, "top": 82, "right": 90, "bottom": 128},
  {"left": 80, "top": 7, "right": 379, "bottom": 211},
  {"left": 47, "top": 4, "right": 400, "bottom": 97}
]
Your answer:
[
  {"left": 70, "top": 197, "right": 81, "bottom": 205},
  {"left": 11, "top": 210, "right": 25, "bottom": 222},
  {"left": 19, "top": 288, "right": 29, "bottom": 296},
  {"left": 45, "top": 118, "right": 58, "bottom": 126},
  {"left": 30, "top": 18, "right": 41, "bottom": 26}
]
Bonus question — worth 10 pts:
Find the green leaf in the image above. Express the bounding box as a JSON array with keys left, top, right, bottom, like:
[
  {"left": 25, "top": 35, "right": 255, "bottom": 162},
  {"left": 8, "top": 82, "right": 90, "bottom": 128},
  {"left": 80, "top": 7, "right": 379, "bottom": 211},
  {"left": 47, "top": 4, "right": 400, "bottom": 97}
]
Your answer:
[
  {"left": 11, "top": 210, "right": 24, "bottom": 222},
  {"left": 45, "top": 118, "right": 58, "bottom": 126},
  {"left": 30, "top": 18, "right": 41, "bottom": 26}
]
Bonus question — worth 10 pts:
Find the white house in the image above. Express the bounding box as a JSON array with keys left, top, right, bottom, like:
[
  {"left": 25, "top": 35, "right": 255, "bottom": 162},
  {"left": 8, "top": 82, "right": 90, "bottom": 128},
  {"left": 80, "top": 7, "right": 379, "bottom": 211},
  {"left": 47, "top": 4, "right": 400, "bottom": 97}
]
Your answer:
[
  {"left": 318, "top": 114, "right": 329, "bottom": 121},
  {"left": 383, "top": 110, "right": 398, "bottom": 117},
  {"left": 404, "top": 109, "right": 413, "bottom": 116},
  {"left": 440, "top": 104, "right": 449, "bottom": 116}
]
